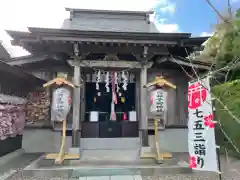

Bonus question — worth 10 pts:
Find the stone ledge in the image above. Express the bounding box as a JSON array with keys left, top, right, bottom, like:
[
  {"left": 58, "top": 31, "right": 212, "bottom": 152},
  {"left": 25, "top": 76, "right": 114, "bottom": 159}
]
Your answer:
[{"left": 0, "top": 148, "right": 25, "bottom": 166}]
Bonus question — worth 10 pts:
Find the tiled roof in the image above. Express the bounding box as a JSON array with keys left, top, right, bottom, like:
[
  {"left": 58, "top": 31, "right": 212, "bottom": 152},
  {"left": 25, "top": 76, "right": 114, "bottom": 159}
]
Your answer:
[
  {"left": 62, "top": 8, "right": 159, "bottom": 33},
  {"left": 0, "top": 42, "right": 11, "bottom": 61}
]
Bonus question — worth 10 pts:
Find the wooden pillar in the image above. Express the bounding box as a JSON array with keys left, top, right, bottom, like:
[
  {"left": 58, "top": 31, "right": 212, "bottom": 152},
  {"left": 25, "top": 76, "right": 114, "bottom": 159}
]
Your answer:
[
  {"left": 135, "top": 73, "right": 141, "bottom": 136},
  {"left": 140, "top": 48, "right": 149, "bottom": 147},
  {"left": 72, "top": 44, "right": 81, "bottom": 147},
  {"left": 80, "top": 74, "right": 85, "bottom": 125}
]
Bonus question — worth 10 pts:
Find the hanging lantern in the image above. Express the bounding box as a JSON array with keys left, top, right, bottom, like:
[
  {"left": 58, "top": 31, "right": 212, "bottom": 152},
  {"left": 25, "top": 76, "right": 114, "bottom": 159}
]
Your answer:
[
  {"left": 149, "top": 89, "right": 167, "bottom": 115},
  {"left": 51, "top": 87, "right": 71, "bottom": 122},
  {"left": 94, "top": 96, "right": 97, "bottom": 103},
  {"left": 122, "top": 112, "right": 127, "bottom": 120},
  {"left": 121, "top": 97, "right": 125, "bottom": 103}
]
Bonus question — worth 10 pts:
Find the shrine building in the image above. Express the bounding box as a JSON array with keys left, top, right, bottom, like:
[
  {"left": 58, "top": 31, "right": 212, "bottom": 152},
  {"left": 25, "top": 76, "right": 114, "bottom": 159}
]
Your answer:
[{"left": 7, "top": 8, "right": 210, "bottom": 154}]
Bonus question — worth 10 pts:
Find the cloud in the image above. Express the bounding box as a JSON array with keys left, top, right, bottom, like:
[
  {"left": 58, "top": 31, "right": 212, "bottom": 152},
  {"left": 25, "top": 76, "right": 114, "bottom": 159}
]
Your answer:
[
  {"left": 0, "top": 0, "right": 178, "bottom": 57},
  {"left": 200, "top": 32, "right": 214, "bottom": 37},
  {"left": 154, "top": 0, "right": 176, "bottom": 14},
  {"left": 155, "top": 23, "right": 179, "bottom": 33},
  {"left": 150, "top": 0, "right": 179, "bottom": 33},
  {"left": 160, "top": 4, "right": 176, "bottom": 14}
]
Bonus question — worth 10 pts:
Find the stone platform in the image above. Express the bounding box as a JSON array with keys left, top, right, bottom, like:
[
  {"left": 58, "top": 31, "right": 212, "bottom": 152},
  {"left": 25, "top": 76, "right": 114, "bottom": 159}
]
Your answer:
[
  {"left": 23, "top": 150, "right": 191, "bottom": 176},
  {"left": 1, "top": 150, "right": 191, "bottom": 179}
]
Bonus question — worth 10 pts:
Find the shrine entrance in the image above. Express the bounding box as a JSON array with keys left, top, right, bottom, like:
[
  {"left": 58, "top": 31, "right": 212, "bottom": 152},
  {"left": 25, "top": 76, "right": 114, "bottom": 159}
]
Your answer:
[{"left": 84, "top": 73, "right": 137, "bottom": 138}]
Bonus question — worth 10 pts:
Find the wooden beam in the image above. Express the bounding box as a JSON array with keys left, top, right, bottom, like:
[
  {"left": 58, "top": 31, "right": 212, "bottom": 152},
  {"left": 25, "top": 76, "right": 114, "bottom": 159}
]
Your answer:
[
  {"left": 41, "top": 36, "right": 178, "bottom": 46},
  {"left": 67, "top": 60, "right": 153, "bottom": 69},
  {"left": 7, "top": 56, "right": 47, "bottom": 66},
  {"left": 168, "top": 57, "right": 210, "bottom": 70},
  {"left": 44, "top": 43, "right": 169, "bottom": 55}
]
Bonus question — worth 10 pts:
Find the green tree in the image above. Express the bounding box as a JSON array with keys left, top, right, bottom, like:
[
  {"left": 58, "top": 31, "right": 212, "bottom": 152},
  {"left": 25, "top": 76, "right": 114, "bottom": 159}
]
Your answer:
[{"left": 202, "top": 8, "right": 240, "bottom": 71}]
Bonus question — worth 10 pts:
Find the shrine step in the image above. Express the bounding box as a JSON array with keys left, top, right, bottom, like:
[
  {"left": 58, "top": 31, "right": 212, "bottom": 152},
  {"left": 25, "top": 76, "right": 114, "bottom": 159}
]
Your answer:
[
  {"left": 80, "top": 149, "right": 140, "bottom": 161},
  {"left": 0, "top": 152, "right": 43, "bottom": 180},
  {"left": 23, "top": 160, "right": 191, "bottom": 177},
  {"left": 81, "top": 138, "right": 141, "bottom": 150},
  {"left": 23, "top": 152, "right": 191, "bottom": 176}
]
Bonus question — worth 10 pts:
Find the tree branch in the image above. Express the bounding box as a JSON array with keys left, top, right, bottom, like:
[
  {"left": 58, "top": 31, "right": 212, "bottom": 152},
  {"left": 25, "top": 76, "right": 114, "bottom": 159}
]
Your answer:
[
  {"left": 204, "top": 0, "right": 229, "bottom": 23},
  {"left": 227, "top": 0, "right": 233, "bottom": 18}
]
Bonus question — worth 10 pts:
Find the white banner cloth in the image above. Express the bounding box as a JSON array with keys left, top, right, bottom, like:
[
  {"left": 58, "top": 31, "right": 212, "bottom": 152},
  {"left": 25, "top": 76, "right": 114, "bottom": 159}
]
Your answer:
[{"left": 188, "top": 77, "right": 218, "bottom": 172}]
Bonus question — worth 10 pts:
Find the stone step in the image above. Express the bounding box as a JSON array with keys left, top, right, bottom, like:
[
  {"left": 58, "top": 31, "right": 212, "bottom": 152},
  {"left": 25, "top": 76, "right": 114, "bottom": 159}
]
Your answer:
[
  {"left": 23, "top": 152, "right": 191, "bottom": 177},
  {"left": 0, "top": 152, "right": 43, "bottom": 180},
  {"left": 13, "top": 165, "right": 191, "bottom": 179},
  {"left": 80, "top": 149, "right": 140, "bottom": 161},
  {"left": 81, "top": 138, "right": 141, "bottom": 150}
]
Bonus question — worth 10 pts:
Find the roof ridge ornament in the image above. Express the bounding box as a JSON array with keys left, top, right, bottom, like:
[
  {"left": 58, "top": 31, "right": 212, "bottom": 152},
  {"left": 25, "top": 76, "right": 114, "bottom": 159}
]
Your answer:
[
  {"left": 103, "top": 54, "right": 119, "bottom": 61},
  {"left": 43, "top": 73, "right": 75, "bottom": 88},
  {"left": 145, "top": 76, "right": 176, "bottom": 89}
]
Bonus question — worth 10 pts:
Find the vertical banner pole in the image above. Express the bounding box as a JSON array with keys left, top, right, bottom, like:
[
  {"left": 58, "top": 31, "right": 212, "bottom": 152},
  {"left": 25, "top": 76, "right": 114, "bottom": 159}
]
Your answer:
[
  {"left": 216, "top": 146, "right": 222, "bottom": 180},
  {"left": 212, "top": 96, "right": 222, "bottom": 180}
]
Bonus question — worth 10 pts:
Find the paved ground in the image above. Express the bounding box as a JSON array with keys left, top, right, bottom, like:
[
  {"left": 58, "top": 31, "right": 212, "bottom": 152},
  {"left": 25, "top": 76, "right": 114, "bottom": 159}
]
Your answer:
[{"left": 143, "top": 156, "right": 240, "bottom": 180}]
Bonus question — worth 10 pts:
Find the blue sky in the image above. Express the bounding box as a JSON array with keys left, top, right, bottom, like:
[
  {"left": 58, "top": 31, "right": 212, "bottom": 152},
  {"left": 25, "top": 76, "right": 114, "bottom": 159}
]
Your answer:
[
  {"left": 0, "top": 0, "right": 239, "bottom": 56},
  {"left": 153, "top": 0, "right": 240, "bottom": 36}
]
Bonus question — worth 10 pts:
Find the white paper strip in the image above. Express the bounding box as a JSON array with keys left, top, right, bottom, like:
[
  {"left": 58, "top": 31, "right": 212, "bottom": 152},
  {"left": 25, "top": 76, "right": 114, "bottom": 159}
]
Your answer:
[
  {"left": 105, "top": 72, "right": 110, "bottom": 92},
  {"left": 122, "top": 71, "right": 128, "bottom": 91},
  {"left": 86, "top": 73, "right": 135, "bottom": 83},
  {"left": 90, "top": 111, "right": 99, "bottom": 122},
  {"left": 188, "top": 77, "right": 218, "bottom": 172},
  {"left": 96, "top": 71, "right": 101, "bottom": 90},
  {"left": 129, "top": 111, "right": 137, "bottom": 122}
]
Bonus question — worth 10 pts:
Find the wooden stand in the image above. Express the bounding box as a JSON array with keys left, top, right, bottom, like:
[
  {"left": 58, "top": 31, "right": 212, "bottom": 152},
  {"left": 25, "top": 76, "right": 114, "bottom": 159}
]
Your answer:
[
  {"left": 141, "top": 76, "right": 175, "bottom": 163},
  {"left": 45, "top": 119, "right": 80, "bottom": 164},
  {"left": 43, "top": 77, "right": 80, "bottom": 164},
  {"left": 140, "top": 119, "right": 172, "bottom": 163}
]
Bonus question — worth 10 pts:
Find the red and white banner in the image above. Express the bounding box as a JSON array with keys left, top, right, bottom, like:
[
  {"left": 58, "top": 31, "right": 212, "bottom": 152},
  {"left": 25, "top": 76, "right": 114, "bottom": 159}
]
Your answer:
[{"left": 188, "top": 77, "right": 218, "bottom": 172}]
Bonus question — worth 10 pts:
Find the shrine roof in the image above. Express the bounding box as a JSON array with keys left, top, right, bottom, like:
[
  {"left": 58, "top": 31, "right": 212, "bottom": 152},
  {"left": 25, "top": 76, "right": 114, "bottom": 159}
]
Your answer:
[
  {"left": 65, "top": 8, "right": 154, "bottom": 15},
  {"left": 0, "top": 59, "right": 45, "bottom": 85},
  {"left": 7, "top": 27, "right": 191, "bottom": 38},
  {"left": 63, "top": 8, "right": 159, "bottom": 33},
  {"left": 6, "top": 28, "right": 209, "bottom": 47},
  {"left": 7, "top": 27, "right": 192, "bottom": 47},
  {"left": 0, "top": 42, "right": 11, "bottom": 61}
]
